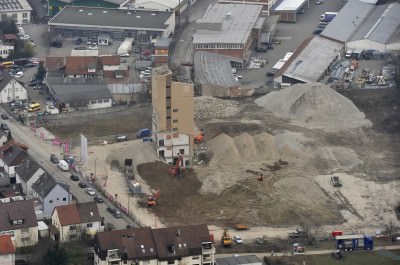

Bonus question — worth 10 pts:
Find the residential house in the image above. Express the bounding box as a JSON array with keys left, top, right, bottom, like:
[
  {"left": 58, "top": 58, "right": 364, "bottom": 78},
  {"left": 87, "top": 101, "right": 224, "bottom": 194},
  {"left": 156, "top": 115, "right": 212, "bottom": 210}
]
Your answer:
[
  {"left": 94, "top": 224, "right": 214, "bottom": 265},
  {"left": 31, "top": 173, "right": 71, "bottom": 218},
  {"left": 0, "top": 200, "right": 38, "bottom": 248},
  {"left": 0, "top": 70, "right": 28, "bottom": 104},
  {"left": 0, "top": 141, "right": 29, "bottom": 184},
  {"left": 0, "top": 43, "right": 13, "bottom": 60},
  {"left": 0, "top": 234, "right": 15, "bottom": 265},
  {"left": 51, "top": 202, "right": 103, "bottom": 243},
  {"left": 0, "top": 0, "right": 32, "bottom": 25},
  {"left": 15, "top": 158, "right": 44, "bottom": 199}
]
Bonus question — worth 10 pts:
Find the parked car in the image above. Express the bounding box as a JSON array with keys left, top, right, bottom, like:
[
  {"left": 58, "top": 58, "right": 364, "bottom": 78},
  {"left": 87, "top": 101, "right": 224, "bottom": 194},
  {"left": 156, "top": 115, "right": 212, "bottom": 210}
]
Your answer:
[
  {"left": 85, "top": 187, "right": 96, "bottom": 196},
  {"left": 88, "top": 45, "right": 98, "bottom": 50},
  {"left": 94, "top": 196, "right": 104, "bottom": 203},
  {"left": 315, "top": 1, "right": 323, "bottom": 4},
  {"left": 313, "top": 29, "right": 323, "bottom": 35},
  {"left": 50, "top": 154, "right": 59, "bottom": 164},
  {"left": 181, "top": 62, "right": 193, "bottom": 66},
  {"left": 233, "top": 235, "right": 243, "bottom": 244},
  {"left": 23, "top": 63, "right": 36, "bottom": 68},
  {"left": 107, "top": 207, "right": 122, "bottom": 218},
  {"left": 14, "top": 71, "right": 24, "bottom": 78},
  {"left": 1, "top": 114, "right": 9, "bottom": 120},
  {"left": 266, "top": 72, "right": 275, "bottom": 77},
  {"left": 20, "top": 34, "right": 31, "bottom": 40},
  {"left": 0, "top": 123, "right": 9, "bottom": 131},
  {"left": 78, "top": 182, "right": 87, "bottom": 188},
  {"left": 116, "top": 135, "right": 127, "bottom": 142},
  {"left": 255, "top": 47, "right": 267, "bottom": 53},
  {"left": 70, "top": 174, "right": 79, "bottom": 181},
  {"left": 50, "top": 41, "right": 62, "bottom": 48}
]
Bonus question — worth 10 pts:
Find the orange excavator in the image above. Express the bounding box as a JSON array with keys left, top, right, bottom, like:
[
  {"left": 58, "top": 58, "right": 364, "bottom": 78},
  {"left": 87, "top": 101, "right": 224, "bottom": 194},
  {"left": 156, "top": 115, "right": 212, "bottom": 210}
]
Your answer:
[
  {"left": 194, "top": 129, "right": 205, "bottom": 144},
  {"left": 170, "top": 153, "right": 184, "bottom": 177}
]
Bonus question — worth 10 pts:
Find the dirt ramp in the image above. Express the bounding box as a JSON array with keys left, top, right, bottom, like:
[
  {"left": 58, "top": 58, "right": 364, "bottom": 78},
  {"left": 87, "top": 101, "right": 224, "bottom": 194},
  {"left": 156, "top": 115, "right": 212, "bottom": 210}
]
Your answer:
[{"left": 255, "top": 82, "right": 372, "bottom": 131}]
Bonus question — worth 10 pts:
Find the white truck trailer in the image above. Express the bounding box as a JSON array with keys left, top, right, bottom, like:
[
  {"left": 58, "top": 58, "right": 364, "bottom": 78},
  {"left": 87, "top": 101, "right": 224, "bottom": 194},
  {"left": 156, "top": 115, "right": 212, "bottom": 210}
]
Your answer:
[{"left": 117, "top": 38, "right": 134, "bottom": 57}]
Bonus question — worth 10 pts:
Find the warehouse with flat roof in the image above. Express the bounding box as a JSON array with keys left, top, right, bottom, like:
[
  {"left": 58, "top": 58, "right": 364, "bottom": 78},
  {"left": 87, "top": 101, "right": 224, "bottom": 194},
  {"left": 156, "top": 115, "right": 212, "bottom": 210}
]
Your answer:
[
  {"left": 193, "top": 3, "right": 264, "bottom": 61},
  {"left": 48, "top": 6, "right": 175, "bottom": 43}
]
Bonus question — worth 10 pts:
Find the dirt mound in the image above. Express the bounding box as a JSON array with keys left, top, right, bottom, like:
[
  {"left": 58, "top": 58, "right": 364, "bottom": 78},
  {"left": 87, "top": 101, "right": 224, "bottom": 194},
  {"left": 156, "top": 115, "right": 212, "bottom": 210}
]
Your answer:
[
  {"left": 194, "top": 96, "right": 240, "bottom": 120},
  {"left": 255, "top": 82, "right": 371, "bottom": 131}
]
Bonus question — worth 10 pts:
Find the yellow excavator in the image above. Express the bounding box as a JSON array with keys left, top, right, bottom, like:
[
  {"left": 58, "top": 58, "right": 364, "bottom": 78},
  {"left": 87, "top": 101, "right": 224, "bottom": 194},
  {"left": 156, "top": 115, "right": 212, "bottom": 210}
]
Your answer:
[{"left": 221, "top": 228, "right": 232, "bottom": 247}]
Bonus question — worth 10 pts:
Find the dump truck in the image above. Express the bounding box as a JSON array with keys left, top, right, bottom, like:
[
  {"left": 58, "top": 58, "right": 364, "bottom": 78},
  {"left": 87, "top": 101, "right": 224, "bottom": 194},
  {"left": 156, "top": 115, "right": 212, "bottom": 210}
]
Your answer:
[{"left": 221, "top": 229, "right": 232, "bottom": 247}]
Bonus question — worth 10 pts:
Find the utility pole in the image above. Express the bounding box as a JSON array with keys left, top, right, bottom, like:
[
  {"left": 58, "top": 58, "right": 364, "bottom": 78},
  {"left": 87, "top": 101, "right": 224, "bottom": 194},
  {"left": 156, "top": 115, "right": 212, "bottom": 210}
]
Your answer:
[{"left": 178, "top": 0, "right": 181, "bottom": 28}]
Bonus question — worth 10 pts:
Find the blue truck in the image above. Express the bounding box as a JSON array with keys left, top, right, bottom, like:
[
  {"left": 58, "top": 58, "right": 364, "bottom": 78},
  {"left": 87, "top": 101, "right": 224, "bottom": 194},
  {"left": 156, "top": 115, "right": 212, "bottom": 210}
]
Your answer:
[
  {"left": 136, "top": 128, "right": 151, "bottom": 139},
  {"left": 335, "top": 234, "right": 373, "bottom": 251},
  {"left": 320, "top": 12, "right": 338, "bottom": 22}
]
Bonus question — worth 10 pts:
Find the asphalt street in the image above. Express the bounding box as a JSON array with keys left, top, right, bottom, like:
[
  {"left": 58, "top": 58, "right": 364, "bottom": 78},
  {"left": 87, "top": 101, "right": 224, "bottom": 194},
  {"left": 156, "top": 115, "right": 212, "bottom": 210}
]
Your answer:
[{"left": 0, "top": 107, "right": 134, "bottom": 229}]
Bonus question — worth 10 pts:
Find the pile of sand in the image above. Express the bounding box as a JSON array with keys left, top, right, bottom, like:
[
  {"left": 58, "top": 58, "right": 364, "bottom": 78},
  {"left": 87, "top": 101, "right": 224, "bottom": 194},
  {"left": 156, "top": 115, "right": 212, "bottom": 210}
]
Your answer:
[
  {"left": 255, "top": 82, "right": 371, "bottom": 131},
  {"left": 194, "top": 96, "right": 240, "bottom": 120},
  {"left": 208, "top": 131, "right": 306, "bottom": 166}
]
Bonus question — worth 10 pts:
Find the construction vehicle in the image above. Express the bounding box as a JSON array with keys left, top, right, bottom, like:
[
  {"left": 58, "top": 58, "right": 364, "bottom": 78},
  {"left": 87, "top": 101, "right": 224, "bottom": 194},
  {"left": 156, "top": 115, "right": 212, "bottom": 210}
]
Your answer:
[
  {"left": 124, "top": 159, "right": 134, "bottom": 180},
  {"left": 293, "top": 243, "right": 305, "bottom": 255},
  {"left": 194, "top": 129, "right": 205, "bottom": 144},
  {"left": 235, "top": 224, "right": 250, "bottom": 230},
  {"left": 137, "top": 190, "right": 160, "bottom": 207},
  {"left": 331, "top": 176, "right": 342, "bottom": 187},
  {"left": 170, "top": 154, "right": 184, "bottom": 177},
  {"left": 221, "top": 228, "right": 232, "bottom": 247},
  {"left": 335, "top": 234, "right": 373, "bottom": 251}
]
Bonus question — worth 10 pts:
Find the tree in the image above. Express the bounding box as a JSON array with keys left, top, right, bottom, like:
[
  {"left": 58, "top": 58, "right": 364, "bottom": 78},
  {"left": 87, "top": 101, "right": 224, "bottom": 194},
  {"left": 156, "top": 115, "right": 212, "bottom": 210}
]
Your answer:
[
  {"left": 7, "top": 131, "right": 12, "bottom": 142},
  {"left": 35, "top": 62, "right": 47, "bottom": 81},
  {"left": 384, "top": 220, "right": 399, "bottom": 240},
  {"left": 42, "top": 242, "right": 68, "bottom": 265},
  {"left": 0, "top": 20, "right": 18, "bottom": 35}
]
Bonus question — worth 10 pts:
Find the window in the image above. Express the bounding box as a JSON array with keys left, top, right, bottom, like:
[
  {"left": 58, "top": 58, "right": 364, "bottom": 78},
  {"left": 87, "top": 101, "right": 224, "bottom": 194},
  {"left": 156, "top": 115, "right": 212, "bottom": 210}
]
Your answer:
[
  {"left": 179, "top": 149, "right": 184, "bottom": 155},
  {"left": 57, "top": 198, "right": 59, "bottom": 201},
  {"left": 63, "top": 197, "right": 67, "bottom": 201},
  {"left": 70, "top": 225, "right": 76, "bottom": 230},
  {"left": 173, "top": 108, "right": 178, "bottom": 112},
  {"left": 192, "top": 256, "right": 200, "bottom": 260},
  {"left": 167, "top": 260, "right": 175, "bottom": 264},
  {"left": 23, "top": 13, "right": 27, "bottom": 18},
  {"left": 22, "top": 228, "right": 29, "bottom": 233},
  {"left": 104, "top": 99, "right": 110, "bottom": 103},
  {"left": 172, "top": 128, "right": 178, "bottom": 132},
  {"left": 87, "top": 223, "right": 93, "bottom": 228},
  {"left": 173, "top": 119, "right": 178, "bottom": 123},
  {"left": 90, "top": 100, "right": 96, "bottom": 104},
  {"left": 159, "top": 139, "right": 164, "bottom": 147}
]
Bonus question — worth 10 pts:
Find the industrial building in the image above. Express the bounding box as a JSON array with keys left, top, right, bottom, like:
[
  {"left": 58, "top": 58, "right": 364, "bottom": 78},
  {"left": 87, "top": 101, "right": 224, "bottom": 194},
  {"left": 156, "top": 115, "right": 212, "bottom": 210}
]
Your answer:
[
  {"left": 274, "top": 35, "right": 343, "bottom": 84},
  {"left": 271, "top": 0, "right": 308, "bottom": 23},
  {"left": 193, "top": 51, "right": 253, "bottom": 97},
  {"left": 152, "top": 65, "right": 194, "bottom": 166},
  {"left": 322, "top": 1, "right": 400, "bottom": 52},
  {"left": 216, "top": 255, "right": 262, "bottom": 265},
  {"left": 193, "top": 3, "right": 264, "bottom": 62},
  {"left": 0, "top": 0, "right": 32, "bottom": 24},
  {"left": 48, "top": 6, "right": 175, "bottom": 43},
  {"left": 218, "top": 0, "right": 277, "bottom": 15}
]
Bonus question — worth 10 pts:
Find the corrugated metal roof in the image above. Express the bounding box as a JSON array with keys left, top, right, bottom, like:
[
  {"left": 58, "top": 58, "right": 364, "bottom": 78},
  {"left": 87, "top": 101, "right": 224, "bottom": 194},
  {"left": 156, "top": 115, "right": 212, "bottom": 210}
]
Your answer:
[
  {"left": 349, "top": 3, "right": 400, "bottom": 45},
  {"left": 282, "top": 36, "right": 343, "bottom": 82},
  {"left": 321, "top": 0, "right": 374, "bottom": 43},
  {"left": 193, "top": 3, "right": 262, "bottom": 44}
]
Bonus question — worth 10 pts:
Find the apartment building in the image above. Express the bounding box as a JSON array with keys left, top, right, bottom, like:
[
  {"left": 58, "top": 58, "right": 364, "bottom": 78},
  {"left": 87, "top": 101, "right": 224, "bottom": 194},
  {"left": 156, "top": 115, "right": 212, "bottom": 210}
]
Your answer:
[
  {"left": 94, "top": 224, "right": 215, "bottom": 265},
  {"left": 151, "top": 65, "right": 194, "bottom": 166},
  {"left": 0, "top": 0, "right": 32, "bottom": 25}
]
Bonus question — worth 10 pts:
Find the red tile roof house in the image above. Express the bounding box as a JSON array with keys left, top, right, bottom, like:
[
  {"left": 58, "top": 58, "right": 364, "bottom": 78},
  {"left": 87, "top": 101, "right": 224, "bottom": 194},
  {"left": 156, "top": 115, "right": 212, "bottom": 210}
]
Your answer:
[
  {"left": 51, "top": 202, "right": 103, "bottom": 243},
  {"left": 93, "top": 224, "right": 215, "bottom": 265},
  {"left": 0, "top": 234, "right": 15, "bottom": 265},
  {"left": 0, "top": 200, "right": 38, "bottom": 248}
]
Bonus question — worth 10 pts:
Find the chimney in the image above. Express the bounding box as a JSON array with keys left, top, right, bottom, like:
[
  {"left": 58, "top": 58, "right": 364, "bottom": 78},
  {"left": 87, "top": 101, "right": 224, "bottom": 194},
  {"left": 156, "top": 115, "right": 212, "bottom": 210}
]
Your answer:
[{"left": 26, "top": 159, "right": 30, "bottom": 168}]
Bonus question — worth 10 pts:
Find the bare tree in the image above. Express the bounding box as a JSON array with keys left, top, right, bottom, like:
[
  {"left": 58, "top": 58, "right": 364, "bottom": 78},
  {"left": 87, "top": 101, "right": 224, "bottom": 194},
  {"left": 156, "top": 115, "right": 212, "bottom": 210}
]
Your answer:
[{"left": 384, "top": 220, "right": 399, "bottom": 240}]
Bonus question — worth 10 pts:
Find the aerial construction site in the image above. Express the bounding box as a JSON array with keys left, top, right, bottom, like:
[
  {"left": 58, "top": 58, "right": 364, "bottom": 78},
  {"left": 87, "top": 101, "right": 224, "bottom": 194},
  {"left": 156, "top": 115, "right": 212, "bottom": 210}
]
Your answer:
[{"left": 55, "top": 82, "right": 400, "bottom": 236}]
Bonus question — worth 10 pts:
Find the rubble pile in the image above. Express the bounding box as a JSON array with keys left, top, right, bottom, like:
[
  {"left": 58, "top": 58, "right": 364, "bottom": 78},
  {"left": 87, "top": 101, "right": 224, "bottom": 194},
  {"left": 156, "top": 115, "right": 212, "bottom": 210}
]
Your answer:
[{"left": 194, "top": 96, "right": 240, "bottom": 120}]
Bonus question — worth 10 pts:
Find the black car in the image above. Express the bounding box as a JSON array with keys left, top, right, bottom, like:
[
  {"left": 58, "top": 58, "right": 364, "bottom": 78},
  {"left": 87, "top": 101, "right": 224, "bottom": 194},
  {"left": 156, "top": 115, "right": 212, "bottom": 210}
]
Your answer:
[
  {"left": 78, "top": 182, "right": 87, "bottom": 188},
  {"left": 255, "top": 47, "right": 267, "bottom": 53},
  {"left": 1, "top": 114, "right": 9, "bottom": 120},
  {"left": 94, "top": 196, "right": 104, "bottom": 203},
  {"left": 266, "top": 72, "right": 275, "bottom": 77},
  {"left": 106, "top": 207, "right": 122, "bottom": 218},
  {"left": 50, "top": 154, "right": 59, "bottom": 164},
  {"left": 50, "top": 41, "right": 62, "bottom": 48},
  {"left": 70, "top": 174, "right": 79, "bottom": 181},
  {"left": 23, "top": 63, "right": 36, "bottom": 68}
]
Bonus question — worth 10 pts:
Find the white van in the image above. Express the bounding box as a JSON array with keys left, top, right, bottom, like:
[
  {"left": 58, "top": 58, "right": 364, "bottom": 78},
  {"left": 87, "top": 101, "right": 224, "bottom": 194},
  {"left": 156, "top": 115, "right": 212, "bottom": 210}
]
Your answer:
[{"left": 58, "top": 160, "right": 69, "bottom": 171}]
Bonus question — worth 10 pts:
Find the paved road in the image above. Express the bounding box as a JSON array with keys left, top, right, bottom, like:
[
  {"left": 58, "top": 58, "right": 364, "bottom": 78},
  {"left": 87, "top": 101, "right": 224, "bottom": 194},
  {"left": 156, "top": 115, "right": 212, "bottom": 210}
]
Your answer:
[{"left": 1, "top": 107, "right": 135, "bottom": 229}]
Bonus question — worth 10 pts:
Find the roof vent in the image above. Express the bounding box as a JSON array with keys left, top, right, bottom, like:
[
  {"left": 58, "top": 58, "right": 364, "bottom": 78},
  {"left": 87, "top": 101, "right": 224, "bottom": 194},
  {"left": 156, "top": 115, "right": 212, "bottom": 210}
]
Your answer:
[
  {"left": 103, "top": 10, "right": 108, "bottom": 13},
  {"left": 178, "top": 243, "right": 182, "bottom": 248},
  {"left": 140, "top": 244, "right": 144, "bottom": 249},
  {"left": 151, "top": 13, "right": 156, "bottom": 16},
  {"left": 136, "top": 15, "right": 141, "bottom": 18},
  {"left": 90, "top": 211, "right": 93, "bottom": 216},
  {"left": 226, "top": 12, "right": 231, "bottom": 17},
  {"left": 183, "top": 243, "right": 187, "bottom": 247},
  {"left": 88, "top": 13, "right": 92, "bottom": 15},
  {"left": 78, "top": 9, "right": 83, "bottom": 12},
  {"left": 150, "top": 248, "right": 154, "bottom": 252}
]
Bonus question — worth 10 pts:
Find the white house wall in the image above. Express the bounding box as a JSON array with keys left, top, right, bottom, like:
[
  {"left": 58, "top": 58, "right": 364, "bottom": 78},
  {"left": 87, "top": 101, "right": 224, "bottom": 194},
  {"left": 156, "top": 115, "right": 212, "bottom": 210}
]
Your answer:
[
  {"left": 0, "top": 253, "right": 15, "bottom": 265},
  {"left": 0, "top": 45, "right": 14, "bottom": 59},
  {"left": 0, "top": 80, "right": 28, "bottom": 103},
  {"left": 87, "top": 98, "right": 113, "bottom": 109},
  {"left": 42, "top": 184, "right": 72, "bottom": 217},
  {"left": 3, "top": 226, "right": 39, "bottom": 247},
  {"left": 156, "top": 132, "right": 190, "bottom": 164},
  {"left": 163, "top": 13, "right": 176, "bottom": 38}
]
